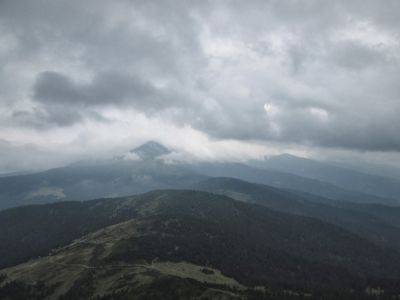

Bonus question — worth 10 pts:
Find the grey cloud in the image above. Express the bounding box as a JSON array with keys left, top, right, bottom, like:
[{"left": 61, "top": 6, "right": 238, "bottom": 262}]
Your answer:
[
  {"left": 329, "top": 41, "right": 390, "bottom": 70},
  {"left": 30, "top": 71, "right": 188, "bottom": 127},
  {"left": 34, "top": 71, "right": 155, "bottom": 107},
  {"left": 0, "top": 0, "right": 205, "bottom": 78},
  {"left": 12, "top": 107, "right": 84, "bottom": 129},
  {"left": 1, "top": 0, "right": 400, "bottom": 168}
]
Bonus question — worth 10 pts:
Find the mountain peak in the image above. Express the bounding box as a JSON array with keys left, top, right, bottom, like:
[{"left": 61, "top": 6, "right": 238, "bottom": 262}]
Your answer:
[{"left": 130, "top": 141, "right": 171, "bottom": 160}]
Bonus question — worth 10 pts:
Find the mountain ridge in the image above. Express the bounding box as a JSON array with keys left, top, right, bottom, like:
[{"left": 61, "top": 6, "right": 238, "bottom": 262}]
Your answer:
[
  {"left": 1, "top": 141, "right": 399, "bottom": 212},
  {"left": 2, "top": 189, "right": 400, "bottom": 299},
  {"left": 252, "top": 153, "right": 400, "bottom": 201}
]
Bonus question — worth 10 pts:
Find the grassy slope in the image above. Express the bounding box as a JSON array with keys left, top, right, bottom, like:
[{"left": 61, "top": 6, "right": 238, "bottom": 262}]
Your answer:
[{"left": 2, "top": 190, "right": 400, "bottom": 299}]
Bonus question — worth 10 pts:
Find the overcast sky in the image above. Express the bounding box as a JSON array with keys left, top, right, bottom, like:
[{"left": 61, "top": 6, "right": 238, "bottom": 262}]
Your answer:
[{"left": 1, "top": 0, "right": 400, "bottom": 172}]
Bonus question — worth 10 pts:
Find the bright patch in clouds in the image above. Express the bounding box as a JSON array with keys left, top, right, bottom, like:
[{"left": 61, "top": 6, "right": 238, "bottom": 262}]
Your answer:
[{"left": 309, "top": 107, "right": 329, "bottom": 122}]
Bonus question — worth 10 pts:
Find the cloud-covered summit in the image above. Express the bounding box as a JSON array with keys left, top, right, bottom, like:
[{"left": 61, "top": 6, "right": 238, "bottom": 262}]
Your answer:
[{"left": 1, "top": 0, "right": 400, "bottom": 172}]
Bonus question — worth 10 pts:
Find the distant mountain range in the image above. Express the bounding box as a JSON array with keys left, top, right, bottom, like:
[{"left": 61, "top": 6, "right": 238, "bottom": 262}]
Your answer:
[
  {"left": 0, "top": 142, "right": 205, "bottom": 210},
  {"left": 0, "top": 141, "right": 399, "bottom": 211},
  {"left": 187, "top": 161, "right": 398, "bottom": 205},
  {"left": 250, "top": 153, "right": 400, "bottom": 201}
]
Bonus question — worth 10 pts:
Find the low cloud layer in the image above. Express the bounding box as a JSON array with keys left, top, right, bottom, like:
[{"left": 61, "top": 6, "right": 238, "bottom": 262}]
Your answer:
[{"left": 1, "top": 0, "right": 400, "bottom": 171}]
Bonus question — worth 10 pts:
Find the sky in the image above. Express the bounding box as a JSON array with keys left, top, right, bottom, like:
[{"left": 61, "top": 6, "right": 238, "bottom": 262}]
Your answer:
[{"left": 1, "top": 0, "right": 400, "bottom": 173}]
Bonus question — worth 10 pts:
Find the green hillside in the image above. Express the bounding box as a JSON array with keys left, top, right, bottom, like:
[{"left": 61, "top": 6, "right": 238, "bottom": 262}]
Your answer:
[{"left": 1, "top": 190, "right": 400, "bottom": 299}]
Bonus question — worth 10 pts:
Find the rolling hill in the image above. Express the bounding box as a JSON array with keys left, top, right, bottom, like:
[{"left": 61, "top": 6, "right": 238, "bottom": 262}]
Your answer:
[
  {"left": 2, "top": 190, "right": 400, "bottom": 299},
  {"left": 193, "top": 177, "right": 400, "bottom": 250}
]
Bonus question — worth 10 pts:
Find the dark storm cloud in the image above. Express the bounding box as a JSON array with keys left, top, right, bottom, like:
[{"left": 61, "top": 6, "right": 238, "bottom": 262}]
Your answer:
[
  {"left": 1, "top": 0, "right": 400, "bottom": 159},
  {"left": 29, "top": 70, "right": 190, "bottom": 127},
  {"left": 34, "top": 71, "right": 160, "bottom": 107}
]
